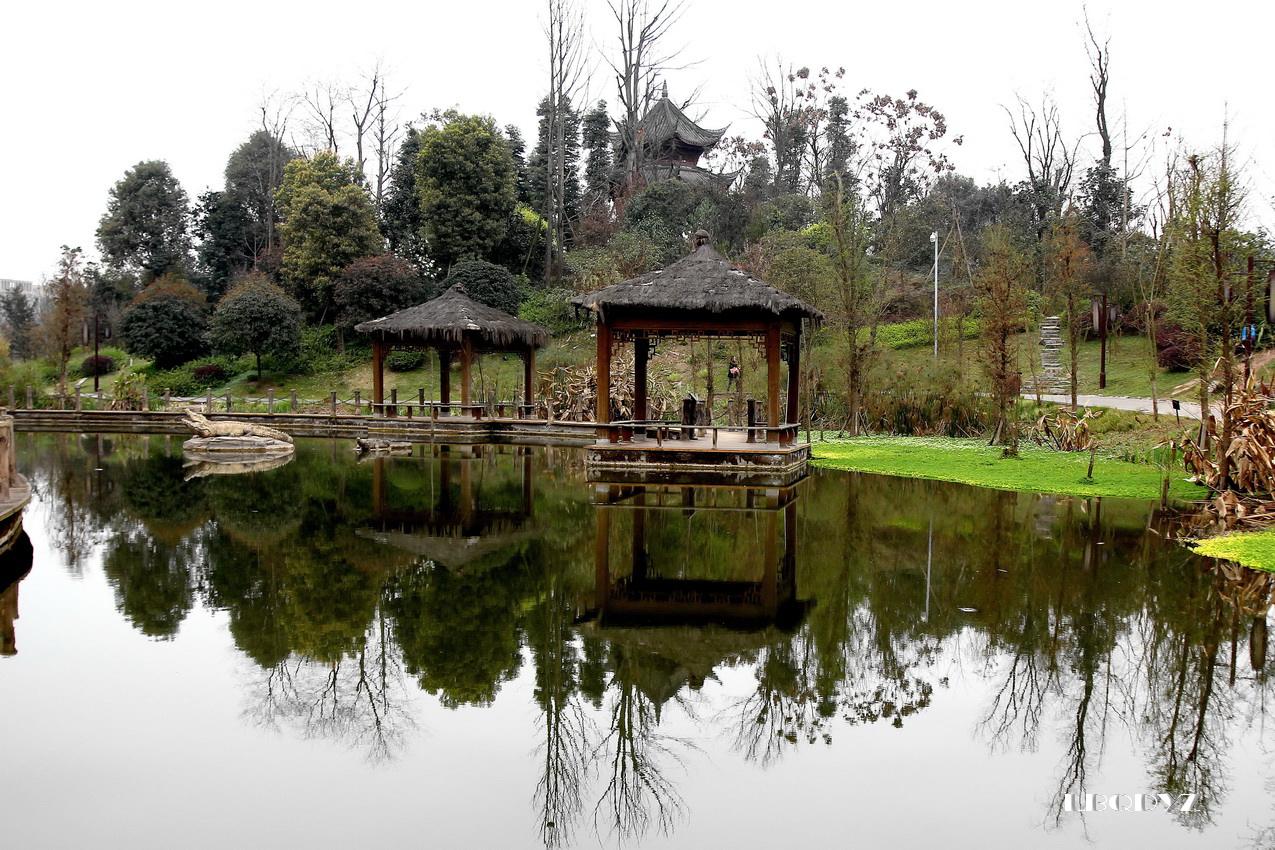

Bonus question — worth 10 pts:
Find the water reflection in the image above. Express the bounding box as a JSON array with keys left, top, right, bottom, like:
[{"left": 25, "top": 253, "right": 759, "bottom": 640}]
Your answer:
[
  {"left": 13, "top": 432, "right": 1275, "bottom": 847},
  {"left": 0, "top": 529, "right": 33, "bottom": 656}
]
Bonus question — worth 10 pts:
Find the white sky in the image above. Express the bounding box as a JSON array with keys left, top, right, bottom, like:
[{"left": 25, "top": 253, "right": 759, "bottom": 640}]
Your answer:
[{"left": 3, "top": 0, "right": 1272, "bottom": 283}]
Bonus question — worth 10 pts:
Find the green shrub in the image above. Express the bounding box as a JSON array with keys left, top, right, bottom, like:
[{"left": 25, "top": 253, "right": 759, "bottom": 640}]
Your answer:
[
  {"left": 266, "top": 325, "right": 365, "bottom": 377},
  {"left": 80, "top": 355, "right": 116, "bottom": 377},
  {"left": 444, "top": 259, "right": 522, "bottom": 315},
  {"left": 386, "top": 350, "right": 425, "bottom": 372},
  {"left": 870, "top": 317, "right": 981, "bottom": 351},
  {"left": 518, "top": 288, "right": 584, "bottom": 335}
]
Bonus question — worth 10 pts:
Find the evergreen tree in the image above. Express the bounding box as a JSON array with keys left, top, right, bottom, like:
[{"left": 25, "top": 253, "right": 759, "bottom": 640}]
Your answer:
[
  {"left": 581, "top": 100, "right": 612, "bottom": 212},
  {"left": 0, "top": 288, "right": 36, "bottom": 360},
  {"left": 416, "top": 113, "right": 517, "bottom": 270},
  {"left": 505, "top": 124, "right": 534, "bottom": 207},
  {"left": 275, "top": 152, "right": 383, "bottom": 322},
  {"left": 97, "top": 161, "right": 192, "bottom": 280},
  {"left": 209, "top": 273, "right": 302, "bottom": 378},
  {"left": 381, "top": 128, "right": 429, "bottom": 270},
  {"left": 529, "top": 95, "right": 582, "bottom": 225}
]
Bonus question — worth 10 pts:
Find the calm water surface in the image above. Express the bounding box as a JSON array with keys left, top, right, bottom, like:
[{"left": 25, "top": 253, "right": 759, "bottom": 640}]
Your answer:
[{"left": 4, "top": 433, "right": 1275, "bottom": 849}]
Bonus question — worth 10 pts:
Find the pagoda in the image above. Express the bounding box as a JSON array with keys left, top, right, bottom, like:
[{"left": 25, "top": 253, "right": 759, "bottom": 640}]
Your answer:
[{"left": 614, "top": 83, "right": 738, "bottom": 190}]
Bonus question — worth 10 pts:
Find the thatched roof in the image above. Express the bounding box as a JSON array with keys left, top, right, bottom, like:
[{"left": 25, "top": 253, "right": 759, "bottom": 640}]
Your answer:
[
  {"left": 354, "top": 285, "right": 549, "bottom": 349},
  {"left": 572, "top": 236, "right": 823, "bottom": 323}
]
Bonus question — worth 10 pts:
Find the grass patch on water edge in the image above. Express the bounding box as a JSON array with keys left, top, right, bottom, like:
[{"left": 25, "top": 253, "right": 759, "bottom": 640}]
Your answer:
[
  {"left": 1192, "top": 530, "right": 1275, "bottom": 572},
  {"left": 810, "top": 436, "right": 1205, "bottom": 501}
]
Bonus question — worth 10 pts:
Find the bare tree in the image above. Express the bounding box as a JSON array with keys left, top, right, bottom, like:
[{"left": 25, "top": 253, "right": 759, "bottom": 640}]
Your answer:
[
  {"left": 258, "top": 91, "right": 296, "bottom": 254},
  {"left": 1004, "top": 92, "right": 1081, "bottom": 247},
  {"left": 371, "top": 72, "right": 405, "bottom": 210},
  {"left": 544, "top": 0, "right": 590, "bottom": 282},
  {"left": 604, "top": 0, "right": 688, "bottom": 197},
  {"left": 1084, "top": 8, "right": 1113, "bottom": 168},
  {"left": 302, "top": 81, "right": 342, "bottom": 154},
  {"left": 39, "top": 246, "right": 88, "bottom": 398}
]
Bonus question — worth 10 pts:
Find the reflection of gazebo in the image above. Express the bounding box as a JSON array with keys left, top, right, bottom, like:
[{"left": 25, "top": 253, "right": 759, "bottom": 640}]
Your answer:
[
  {"left": 359, "top": 446, "right": 537, "bottom": 569},
  {"left": 0, "top": 530, "right": 33, "bottom": 657},
  {"left": 354, "top": 285, "right": 549, "bottom": 419},
  {"left": 591, "top": 482, "right": 806, "bottom": 631},
  {"left": 572, "top": 231, "right": 822, "bottom": 456}
]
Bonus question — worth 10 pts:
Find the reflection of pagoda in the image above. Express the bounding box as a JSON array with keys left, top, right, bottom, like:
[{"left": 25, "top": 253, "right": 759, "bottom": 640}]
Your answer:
[
  {"left": 591, "top": 482, "right": 806, "bottom": 631},
  {"left": 360, "top": 445, "right": 536, "bottom": 570},
  {"left": 614, "top": 83, "right": 738, "bottom": 191},
  {"left": 0, "top": 532, "right": 33, "bottom": 657}
]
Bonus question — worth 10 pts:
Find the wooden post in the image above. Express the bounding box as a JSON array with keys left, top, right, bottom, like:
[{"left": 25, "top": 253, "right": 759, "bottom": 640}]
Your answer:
[
  {"left": 389, "top": 388, "right": 398, "bottom": 418},
  {"left": 418, "top": 387, "right": 425, "bottom": 415},
  {"left": 75, "top": 386, "right": 82, "bottom": 411},
  {"left": 439, "top": 349, "right": 452, "bottom": 411},
  {"left": 786, "top": 331, "right": 801, "bottom": 429},
  {"left": 523, "top": 348, "right": 535, "bottom": 420},
  {"left": 766, "top": 323, "right": 781, "bottom": 444},
  {"left": 746, "top": 399, "right": 757, "bottom": 443},
  {"left": 596, "top": 322, "right": 612, "bottom": 440},
  {"left": 142, "top": 386, "right": 149, "bottom": 412},
  {"left": 353, "top": 390, "right": 361, "bottom": 413},
  {"left": 460, "top": 338, "right": 473, "bottom": 413},
  {"left": 206, "top": 389, "right": 213, "bottom": 411},
  {"left": 164, "top": 389, "right": 171, "bottom": 410},
  {"left": 372, "top": 339, "right": 386, "bottom": 416},
  {"left": 290, "top": 389, "right": 298, "bottom": 412},
  {"left": 267, "top": 388, "right": 275, "bottom": 414},
  {"left": 24, "top": 386, "right": 32, "bottom": 409},
  {"left": 225, "top": 393, "right": 232, "bottom": 412},
  {"left": 634, "top": 336, "right": 649, "bottom": 422},
  {"left": 330, "top": 391, "right": 337, "bottom": 417}
]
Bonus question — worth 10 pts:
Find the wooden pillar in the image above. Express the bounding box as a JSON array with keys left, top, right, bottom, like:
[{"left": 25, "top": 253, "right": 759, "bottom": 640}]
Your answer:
[
  {"left": 460, "top": 339, "right": 473, "bottom": 411},
  {"left": 596, "top": 322, "right": 612, "bottom": 438},
  {"left": 523, "top": 347, "right": 535, "bottom": 417},
  {"left": 786, "top": 331, "right": 801, "bottom": 427},
  {"left": 372, "top": 339, "right": 386, "bottom": 416},
  {"left": 762, "top": 509, "right": 779, "bottom": 613},
  {"left": 634, "top": 336, "right": 649, "bottom": 421},
  {"left": 439, "top": 349, "right": 452, "bottom": 407},
  {"left": 595, "top": 504, "right": 611, "bottom": 611},
  {"left": 766, "top": 323, "right": 781, "bottom": 443}
]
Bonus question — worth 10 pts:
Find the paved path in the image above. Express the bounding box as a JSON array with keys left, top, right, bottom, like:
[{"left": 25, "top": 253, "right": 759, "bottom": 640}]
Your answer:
[{"left": 1027, "top": 393, "right": 1207, "bottom": 420}]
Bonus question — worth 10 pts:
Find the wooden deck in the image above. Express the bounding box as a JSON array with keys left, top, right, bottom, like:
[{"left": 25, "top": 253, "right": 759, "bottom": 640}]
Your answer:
[{"left": 586, "top": 428, "right": 810, "bottom": 486}]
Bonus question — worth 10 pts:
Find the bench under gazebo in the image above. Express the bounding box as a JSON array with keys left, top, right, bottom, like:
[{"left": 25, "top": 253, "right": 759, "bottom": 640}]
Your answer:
[
  {"left": 355, "top": 284, "right": 549, "bottom": 419},
  {"left": 571, "top": 231, "right": 821, "bottom": 478}
]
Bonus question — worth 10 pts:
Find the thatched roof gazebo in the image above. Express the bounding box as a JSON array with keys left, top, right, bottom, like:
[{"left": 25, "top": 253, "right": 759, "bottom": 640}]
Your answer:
[
  {"left": 355, "top": 285, "right": 549, "bottom": 418},
  {"left": 572, "top": 231, "right": 822, "bottom": 446}
]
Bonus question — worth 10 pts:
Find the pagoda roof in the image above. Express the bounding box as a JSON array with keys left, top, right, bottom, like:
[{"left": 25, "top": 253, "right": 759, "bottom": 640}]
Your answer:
[{"left": 632, "top": 92, "right": 727, "bottom": 152}]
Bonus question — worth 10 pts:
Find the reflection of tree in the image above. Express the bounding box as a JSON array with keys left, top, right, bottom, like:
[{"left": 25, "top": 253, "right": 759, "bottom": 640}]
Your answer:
[
  {"left": 592, "top": 651, "right": 689, "bottom": 843},
  {"left": 101, "top": 522, "right": 200, "bottom": 638},
  {"left": 245, "top": 607, "right": 415, "bottom": 763},
  {"left": 389, "top": 557, "right": 531, "bottom": 707}
]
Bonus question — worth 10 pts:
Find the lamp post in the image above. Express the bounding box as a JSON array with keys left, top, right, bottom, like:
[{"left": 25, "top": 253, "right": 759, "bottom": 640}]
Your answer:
[{"left": 930, "top": 231, "right": 939, "bottom": 360}]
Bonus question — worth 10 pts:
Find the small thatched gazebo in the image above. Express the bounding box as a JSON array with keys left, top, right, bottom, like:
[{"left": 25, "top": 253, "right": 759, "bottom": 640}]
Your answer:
[
  {"left": 355, "top": 284, "right": 549, "bottom": 417},
  {"left": 572, "top": 231, "right": 822, "bottom": 445}
]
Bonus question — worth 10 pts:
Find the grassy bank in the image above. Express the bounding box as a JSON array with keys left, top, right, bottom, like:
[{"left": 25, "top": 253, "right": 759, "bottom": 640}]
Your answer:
[
  {"left": 1192, "top": 530, "right": 1275, "bottom": 572},
  {"left": 811, "top": 435, "right": 1205, "bottom": 500}
]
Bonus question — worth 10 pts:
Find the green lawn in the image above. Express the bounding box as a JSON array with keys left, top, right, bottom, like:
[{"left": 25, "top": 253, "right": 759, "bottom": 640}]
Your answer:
[
  {"left": 811, "top": 435, "right": 1205, "bottom": 501},
  {"left": 1192, "top": 529, "right": 1275, "bottom": 572}
]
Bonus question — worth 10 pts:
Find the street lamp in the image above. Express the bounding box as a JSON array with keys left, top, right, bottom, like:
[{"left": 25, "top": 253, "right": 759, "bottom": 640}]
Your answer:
[{"left": 930, "top": 231, "right": 939, "bottom": 360}]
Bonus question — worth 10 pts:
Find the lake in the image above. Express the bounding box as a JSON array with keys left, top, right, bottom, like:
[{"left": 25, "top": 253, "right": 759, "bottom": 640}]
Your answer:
[{"left": 2, "top": 432, "right": 1273, "bottom": 849}]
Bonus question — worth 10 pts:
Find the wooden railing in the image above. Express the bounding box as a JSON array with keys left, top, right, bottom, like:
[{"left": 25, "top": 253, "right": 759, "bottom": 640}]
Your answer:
[{"left": 598, "top": 419, "right": 802, "bottom": 447}]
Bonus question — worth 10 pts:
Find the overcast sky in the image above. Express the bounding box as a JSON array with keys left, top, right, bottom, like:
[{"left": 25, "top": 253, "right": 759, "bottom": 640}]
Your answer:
[{"left": 3, "top": 0, "right": 1271, "bottom": 283}]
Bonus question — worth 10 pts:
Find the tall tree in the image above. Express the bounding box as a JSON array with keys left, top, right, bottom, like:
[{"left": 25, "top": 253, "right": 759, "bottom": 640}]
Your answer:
[
  {"left": 194, "top": 189, "right": 256, "bottom": 299},
  {"left": 119, "top": 275, "right": 209, "bottom": 368},
  {"left": 275, "top": 152, "right": 383, "bottom": 322},
  {"left": 415, "top": 113, "right": 517, "bottom": 270},
  {"left": 581, "top": 100, "right": 613, "bottom": 213},
  {"left": 96, "top": 161, "right": 192, "bottom": 280},
  {"left": 39, "top": 247, "right": 88, "bottom": 397},
  {"left": 381, "top": 128, "right": 429, "bottom": 270},
  {"left": 827, "top": 177, "right": 882, "bottom": 434},
  {"left": 977, "top": 227, "right": 1030, "bottom": 455},
  {"left": 542, "top": 0, "right": 588, "bottom": 282},
  {"left": 1045, "top": 211, "right": 1094, "bottom": 409},
  {"left": 605, "top": 0, "right": 687, "bottom": 191},
  {"left": 225, "top": 128, "right": 299, "bottom": 258}
]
